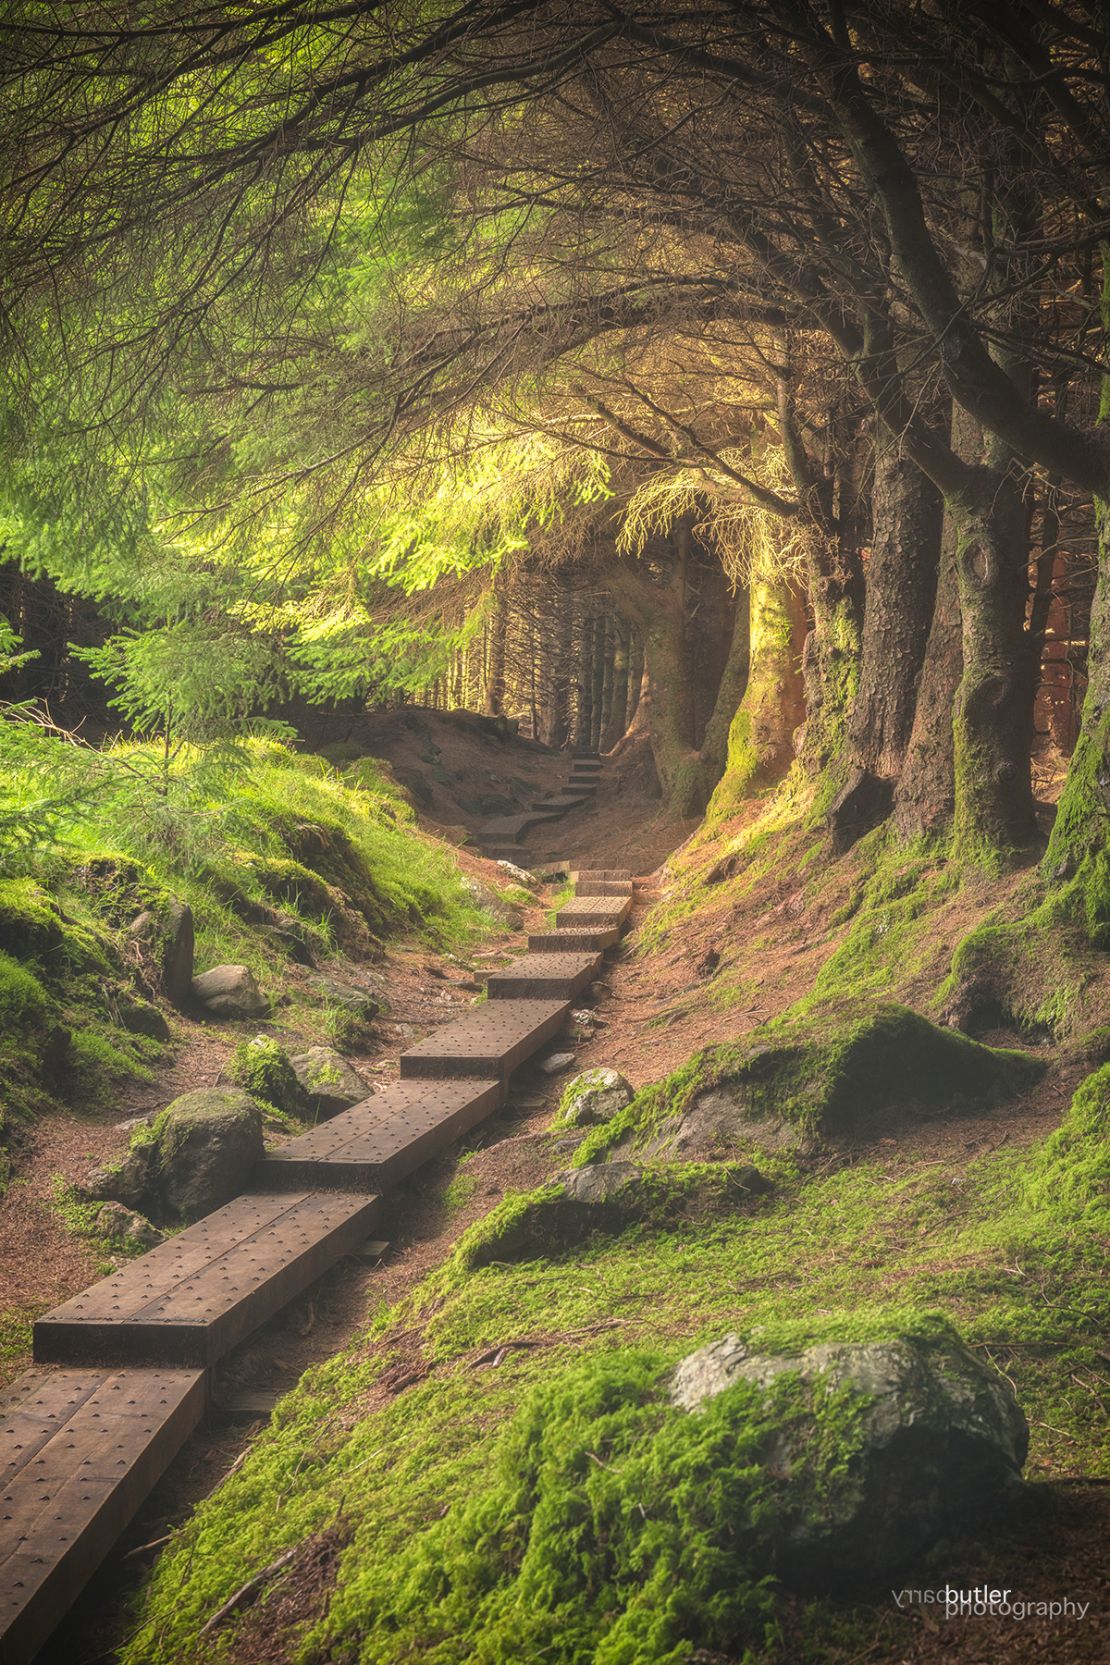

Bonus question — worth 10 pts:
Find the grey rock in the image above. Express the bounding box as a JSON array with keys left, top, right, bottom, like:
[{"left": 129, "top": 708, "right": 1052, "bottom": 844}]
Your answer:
[
  {"left": 128, "top": 899, "right": 194, "bottom": 1008},
  {"left": 495, "top": 860, "right": 535, "bottom": 886},
  {"left": 78, "top": 1144, "right": 157, "bottom": 1212},
  {"left": 94, "top": 1201, "right": 164, "bottom": 1250},
  {"left": 641, "top": 1086, "right": 804, "bottom": 1163},
  {"left": 560, "top": 1159, "right": 642, "bottom": 1205},
  {"left": 556, "top": 1067, "right": 633, "bottom": 1127},
  {"left": 155, "top": 1087, "right": 263, "bottom": 1219},
  {"left": 308, "top": 972, "right": 385, "bottom": 1020},
  {"left": 669, "top": 1330, "right": 1029, "bottom": 1584},
  {"left": 289, "top": 1045, "right": 366, "bottom": 1117},
  {"left": 162, "top": 900, "right": 195, "bottom": 1006},
  {"left": 192, "top": 964, "right": 269, "bottom": 1018},
  {"left": 538, "top": 1051, "right": 576, "bottom": 1076}
]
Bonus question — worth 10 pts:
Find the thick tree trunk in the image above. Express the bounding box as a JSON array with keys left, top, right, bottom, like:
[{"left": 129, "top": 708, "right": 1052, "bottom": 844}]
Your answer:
[
  {"left": 827, "top": 446, "right": 942, "bottom": 850},
  {"left": 1042, "top": 495, "right": 1110, "bottom": 943},
  {"left": 600, "top": 615, "right": 628, "bottom": 751},
  {"left": 949, "top": 473, "right": 1037, "bottom": 859},
  {"left": 708, "top": 573, "right": 806, "bottom": 820},
  {"left": 625, "top": 626, "right": 643, "bottom": 730},
  {"left": 893, "top": 515, "right": 962, "bottom": 839},
  {"left": 798, "top": 533, "right": 864, "bottom": 774}
]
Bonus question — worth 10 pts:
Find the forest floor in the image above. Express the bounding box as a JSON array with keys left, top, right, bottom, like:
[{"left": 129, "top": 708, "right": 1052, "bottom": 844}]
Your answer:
[{"left": 7, "top": 714, "right": 1105, "bottom": 1665}]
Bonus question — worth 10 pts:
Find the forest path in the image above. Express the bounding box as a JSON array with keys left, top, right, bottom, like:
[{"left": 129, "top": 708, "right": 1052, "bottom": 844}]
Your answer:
[{"left": 1, "top": 746, "right": 658, "bottom": 1665}]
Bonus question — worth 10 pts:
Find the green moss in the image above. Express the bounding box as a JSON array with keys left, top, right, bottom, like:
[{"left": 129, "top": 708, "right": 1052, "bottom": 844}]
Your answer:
[
  {"left": 0, "top": 950, "right": 48, "bottom": 1025},
  {"left": 229, "top": 1034, "right": 303, "bottom": 1114},
  {"left": 123, "top": 1060, "right": 1108, "bottom": 1664}
]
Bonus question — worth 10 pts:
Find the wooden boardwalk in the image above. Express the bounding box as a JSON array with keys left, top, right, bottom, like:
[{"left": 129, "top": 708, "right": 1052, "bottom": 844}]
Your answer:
[{"left": 0, "top": 835, "right": 634, "bottom": 1663}]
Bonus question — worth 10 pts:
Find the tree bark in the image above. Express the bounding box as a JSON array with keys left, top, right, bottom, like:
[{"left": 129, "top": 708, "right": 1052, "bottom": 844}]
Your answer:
[
  {"left": 827, "top": 444, "right": 942, "bottom": 850},
  {"left": 708, "top": 573, "right": 806, "bottom": 820}
]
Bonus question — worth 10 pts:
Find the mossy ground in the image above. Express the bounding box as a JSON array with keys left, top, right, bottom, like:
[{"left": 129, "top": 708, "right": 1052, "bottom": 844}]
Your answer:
[
  {"left": 0, "top": 738, "right": 497, "bottom": 1160},
  {"left": 122, "top": 1061, "right": 1107, "bottom": 1665}
]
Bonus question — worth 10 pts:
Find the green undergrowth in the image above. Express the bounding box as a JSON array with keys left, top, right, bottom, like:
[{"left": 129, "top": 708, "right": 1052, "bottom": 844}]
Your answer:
[
  {"left": 0, "top": 736, "right": 496, "bottom": 1149},
  {"left": 124, "top": 1065, "right": 1108, "bottom": 1665}
]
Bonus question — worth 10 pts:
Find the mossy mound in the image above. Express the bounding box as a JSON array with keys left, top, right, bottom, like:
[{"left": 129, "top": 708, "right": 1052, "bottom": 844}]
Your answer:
[
  {"left": 456, "top": 1160, "right": 771, "bottom": 1271},
  {"left": 577, "top": 1000, "right": 1044, "bottom": 1162}
]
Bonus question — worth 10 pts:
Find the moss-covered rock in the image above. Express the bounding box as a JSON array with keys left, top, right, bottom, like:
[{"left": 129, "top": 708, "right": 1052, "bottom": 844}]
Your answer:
[
  {"left": 456, "top": 1159, "right": 771, "bottom": 1270},
  {"left": 229, "top": 1034, "right": 304, "bottom": 1114},
  {"left": 288, "top": 1045, "right": 366, "bottom": 1117},
  {"left": 669, "top": 1326, "right": 1028, "bottom": 1584},
  {"left": 581, "top": 1000, "right": 1044, "bottom": 1163},
  {"left": 80, "top": 1086, "right": 263, "bottom": 1222},
  {"left": 155, "top": 1087, "right": 263, "bottom": 1218},
  {"left": 554, "top": 1067, "right": 633, "bottom": 1128},
  {"left": 291, "top": 1319, "right": 1022, "bottom": 1663}
]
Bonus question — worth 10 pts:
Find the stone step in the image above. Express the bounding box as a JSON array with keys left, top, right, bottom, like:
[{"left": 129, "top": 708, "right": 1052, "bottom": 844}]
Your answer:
[
  {"left": 398, "top": 998, "right": 569, "bottom": 1084},
  {"left": 555, "top": 895, "right": 632, "bottom": 930},
  {"left": 486, "top": 951, "right": 600, "bottom": 1000},
  {"left": 528, "top": 926, "right": 621, "bottom": 952},
  {"left": 257, "top": 1079, "right": 502, "bottom": 1191},
  {"left": 34, "top": 1191, "right": 381, "bottom": 1369},
  {"left": 0, "top": 1366, "right": 206, "bottom": 1665},
  {"left": 574, "top": 879, "right": 633, "bottom": 896}
]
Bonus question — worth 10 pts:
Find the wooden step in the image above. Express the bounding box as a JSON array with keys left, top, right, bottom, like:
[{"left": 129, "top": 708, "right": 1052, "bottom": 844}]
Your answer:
[
  {"left": 34, "top": 1190, "right": 381, "bottom": 1369},
  {"left": 574, "top": 879, "right": 633, "bottom": 896},
  {"left": 398, "top": 998, "right": 569, "bottom": 1084},
  {"left": 486, "top": 951, "right": 600, "bottom": 1000},
  {"left": 555, "top": 895, "right": 632, "bottom": 930},
  {"left": 570, "top": 868, "right": 632, "bottom": 882},
  {"left": 0, "top": 1366, "right": 205, "bottom": 1665},
  {"left": 529, "top": 793, "right": 593, "bottom": 813},
  {"left": 528, "top": 926, "right": 621, "bottom": 952},
  {"left": 257, "top": 1079, "right": 501, "bottom": 1191}
]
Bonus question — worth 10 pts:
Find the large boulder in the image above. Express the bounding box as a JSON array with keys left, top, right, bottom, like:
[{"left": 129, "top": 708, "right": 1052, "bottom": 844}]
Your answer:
[
  {"left": 77, "top": 1086, "right": 263, "bottom": 1222},
  {"left": 156, "top": 1087, "right": 264, "bottom": 1217},
  {"left": 289, "top": 1046, "right": 367, "bottom": 1117},
  {"left": 556, "top": 1067, "right": 633, "bottom": 1128},
  {"left": 636, "top": 1001, "right": 1044, "bottom": 1159},
  {"left": 459, "top": 1160, "right": 769, "bottom": 1270},
  {"left": 192, "top": 963, "right": 269, "bottom": 1018},
  {"left": 308, "top": 971, "right": 386, "bottom": 1021},
  {"left": 670, "top": 1328, "right": 1028, "bottom": 1584}
]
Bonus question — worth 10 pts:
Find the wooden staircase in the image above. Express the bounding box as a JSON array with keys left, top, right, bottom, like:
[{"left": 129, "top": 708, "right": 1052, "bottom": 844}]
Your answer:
[
  {"left": 0, "top": 865, "right": 635, "bottom": 1663},
  {"left": 474, "top": 753, "right": 604, "bottom": 865}
]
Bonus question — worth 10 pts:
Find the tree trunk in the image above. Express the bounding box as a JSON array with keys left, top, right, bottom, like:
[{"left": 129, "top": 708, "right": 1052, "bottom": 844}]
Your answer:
[
  {"left": 602, "top": 616, "right": 629, "bottom": 752},
  {"left": 1042, "top": 494, "right": 1110, "bottom": 942},
  {"left": 893, "top": 513, "right": 963, "bottom": 840},
  {"left": 949, "top": 471, "right": 1037, "bottom": 859},
  {"left": 708, "top": 573, "right": 806, "bottom": 820},
  {"left": 483, "top": 579, "right": 508, "bottom": 717},
  {"left": 827, "top": 445, "right": 943, "bottom": 850}
]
